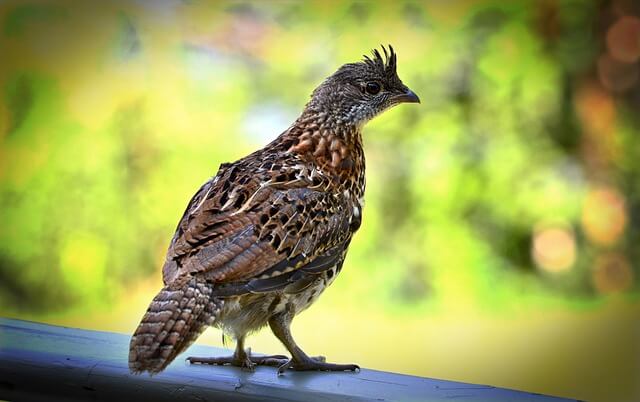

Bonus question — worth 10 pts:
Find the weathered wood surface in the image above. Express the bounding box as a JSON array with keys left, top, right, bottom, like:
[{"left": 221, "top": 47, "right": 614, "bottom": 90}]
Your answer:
[{"left": 0, "top": 317, "right": 579, "bottom": 401}]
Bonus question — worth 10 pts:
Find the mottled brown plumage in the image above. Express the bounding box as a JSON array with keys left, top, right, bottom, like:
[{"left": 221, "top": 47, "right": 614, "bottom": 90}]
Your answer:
[{"left": 129, "top": 45, "right": 419, "bottom": 375}]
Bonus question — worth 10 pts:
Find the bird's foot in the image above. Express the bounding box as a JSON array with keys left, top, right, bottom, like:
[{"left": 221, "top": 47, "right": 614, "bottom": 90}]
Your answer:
[
  {"left": 277, "top": 355, "right": 360, "bottom": 375},
  {"left": 187, "top": 348, "right": 288, "bottom": 371}
]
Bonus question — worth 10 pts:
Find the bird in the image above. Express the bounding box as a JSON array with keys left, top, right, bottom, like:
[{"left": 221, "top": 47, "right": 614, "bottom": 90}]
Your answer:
[{"left": 128, "top": 45, "right": 420, "bottom": 375}]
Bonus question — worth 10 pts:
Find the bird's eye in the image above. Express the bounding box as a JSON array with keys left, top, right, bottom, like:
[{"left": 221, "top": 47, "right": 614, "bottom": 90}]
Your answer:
[{"left": 365, "top": 82, "right": 381, "bottom": 95}]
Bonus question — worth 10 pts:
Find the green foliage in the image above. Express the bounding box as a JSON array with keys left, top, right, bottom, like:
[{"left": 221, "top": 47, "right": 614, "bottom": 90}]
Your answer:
[{"left": 0, "top": 0, "right": 638, "bottom": 315}]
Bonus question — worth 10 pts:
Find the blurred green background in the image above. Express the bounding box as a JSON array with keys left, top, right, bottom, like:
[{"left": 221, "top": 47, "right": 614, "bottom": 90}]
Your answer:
[{"left": 1, "top": 1, "right": 639, "bottom": 401}]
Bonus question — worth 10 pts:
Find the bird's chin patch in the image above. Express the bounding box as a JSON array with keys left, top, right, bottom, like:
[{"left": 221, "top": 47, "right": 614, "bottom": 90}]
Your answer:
[{"left": 344, "top": 104, "right": 375, "bottom": 127}]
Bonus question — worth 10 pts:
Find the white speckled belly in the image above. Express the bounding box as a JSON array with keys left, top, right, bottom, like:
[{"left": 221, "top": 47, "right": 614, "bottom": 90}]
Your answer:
[{"left": 215, "top": 263, "right": 342, "bottom": 338}]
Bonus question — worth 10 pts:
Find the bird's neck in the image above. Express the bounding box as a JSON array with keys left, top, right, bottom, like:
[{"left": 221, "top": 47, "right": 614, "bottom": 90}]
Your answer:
[{"left": 281, "top": 107, "right": 365, "bottom": 173}]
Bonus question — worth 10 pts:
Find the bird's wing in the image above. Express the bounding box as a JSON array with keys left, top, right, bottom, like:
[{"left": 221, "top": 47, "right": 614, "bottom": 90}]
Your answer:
[{"left": 162, "top": 158, "right": 353, "bottom": 288}]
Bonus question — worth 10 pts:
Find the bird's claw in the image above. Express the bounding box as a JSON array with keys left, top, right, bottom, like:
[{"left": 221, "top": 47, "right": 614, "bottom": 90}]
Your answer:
[
  {"left": 277, "top": 355, "right": 359, "bottom": 375},
  {"left": 188, "top": 349, "right": 289, "bottom": 371}
]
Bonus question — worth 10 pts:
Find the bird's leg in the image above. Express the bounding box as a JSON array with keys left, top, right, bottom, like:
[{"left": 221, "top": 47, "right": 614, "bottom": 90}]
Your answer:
[
  {"left": 187, "top": 335, "right": 288, "bottom": 370},
  {"left": 268, "top": 309, "right": 360, "bottom": 375}
]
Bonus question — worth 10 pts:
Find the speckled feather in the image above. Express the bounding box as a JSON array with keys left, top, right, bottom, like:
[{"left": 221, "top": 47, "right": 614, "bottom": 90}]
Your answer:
[{"left": 129, "top": 45, "right": 418, "bottom": 374}]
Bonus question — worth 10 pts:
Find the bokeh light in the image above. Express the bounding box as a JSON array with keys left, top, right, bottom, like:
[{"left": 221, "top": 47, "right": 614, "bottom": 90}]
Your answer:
[
  {"left": 606, "top": 15, "right": 640, "bottom": 63},
  {"left": 592, "top": 252, "right": 634, "bottom": 294},
  {"left": 597, "top": 52, "right": 639, "bottom": 93},
  {"left": 532, "top": 224, "right": 576, "bottom": 273},
  {"left": 581, "top": 185, "right": 627, "bottom": 247}
]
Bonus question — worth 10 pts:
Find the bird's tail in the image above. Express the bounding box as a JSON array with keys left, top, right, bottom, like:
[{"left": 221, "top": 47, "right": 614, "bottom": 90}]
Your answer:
[{"left": 128, "top": 277, "right": 223, "bottom": 374}]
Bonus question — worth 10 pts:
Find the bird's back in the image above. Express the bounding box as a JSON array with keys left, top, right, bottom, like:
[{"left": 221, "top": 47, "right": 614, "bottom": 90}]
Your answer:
[{"left": 161, "top": 125, "right": 366, "bottom": 287}]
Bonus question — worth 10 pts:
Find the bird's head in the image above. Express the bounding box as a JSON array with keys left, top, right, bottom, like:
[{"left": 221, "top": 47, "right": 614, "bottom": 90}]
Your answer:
[{"left": 306, "top": 45, "right": 420, "bottom": 128}]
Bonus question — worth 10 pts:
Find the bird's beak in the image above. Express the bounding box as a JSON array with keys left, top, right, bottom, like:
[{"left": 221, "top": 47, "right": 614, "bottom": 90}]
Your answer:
[{"left": 395, "top": 88, "right": 420, "bottom": 104}]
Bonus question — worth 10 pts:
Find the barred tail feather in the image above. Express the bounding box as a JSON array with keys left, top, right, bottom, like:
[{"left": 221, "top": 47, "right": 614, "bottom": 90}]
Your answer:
[{"left": 128, "top": 277, "right": 223, "bottom": 374}]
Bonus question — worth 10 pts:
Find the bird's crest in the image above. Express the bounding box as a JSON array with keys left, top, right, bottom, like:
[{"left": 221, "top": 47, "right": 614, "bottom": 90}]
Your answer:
[{"left": 362, "top": 45, "right": 397, "bottom": 78}]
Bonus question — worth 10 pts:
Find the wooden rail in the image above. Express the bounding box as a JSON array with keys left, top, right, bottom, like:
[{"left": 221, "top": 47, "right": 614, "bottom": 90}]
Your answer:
[{"left": 0, "top": 318, "right": 580, "bottom": 401}]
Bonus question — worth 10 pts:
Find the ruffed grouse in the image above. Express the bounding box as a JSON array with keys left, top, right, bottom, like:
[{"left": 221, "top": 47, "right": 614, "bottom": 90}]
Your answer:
[{"left": 129, "top": 46, "right": 419, "bottom": 374}]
